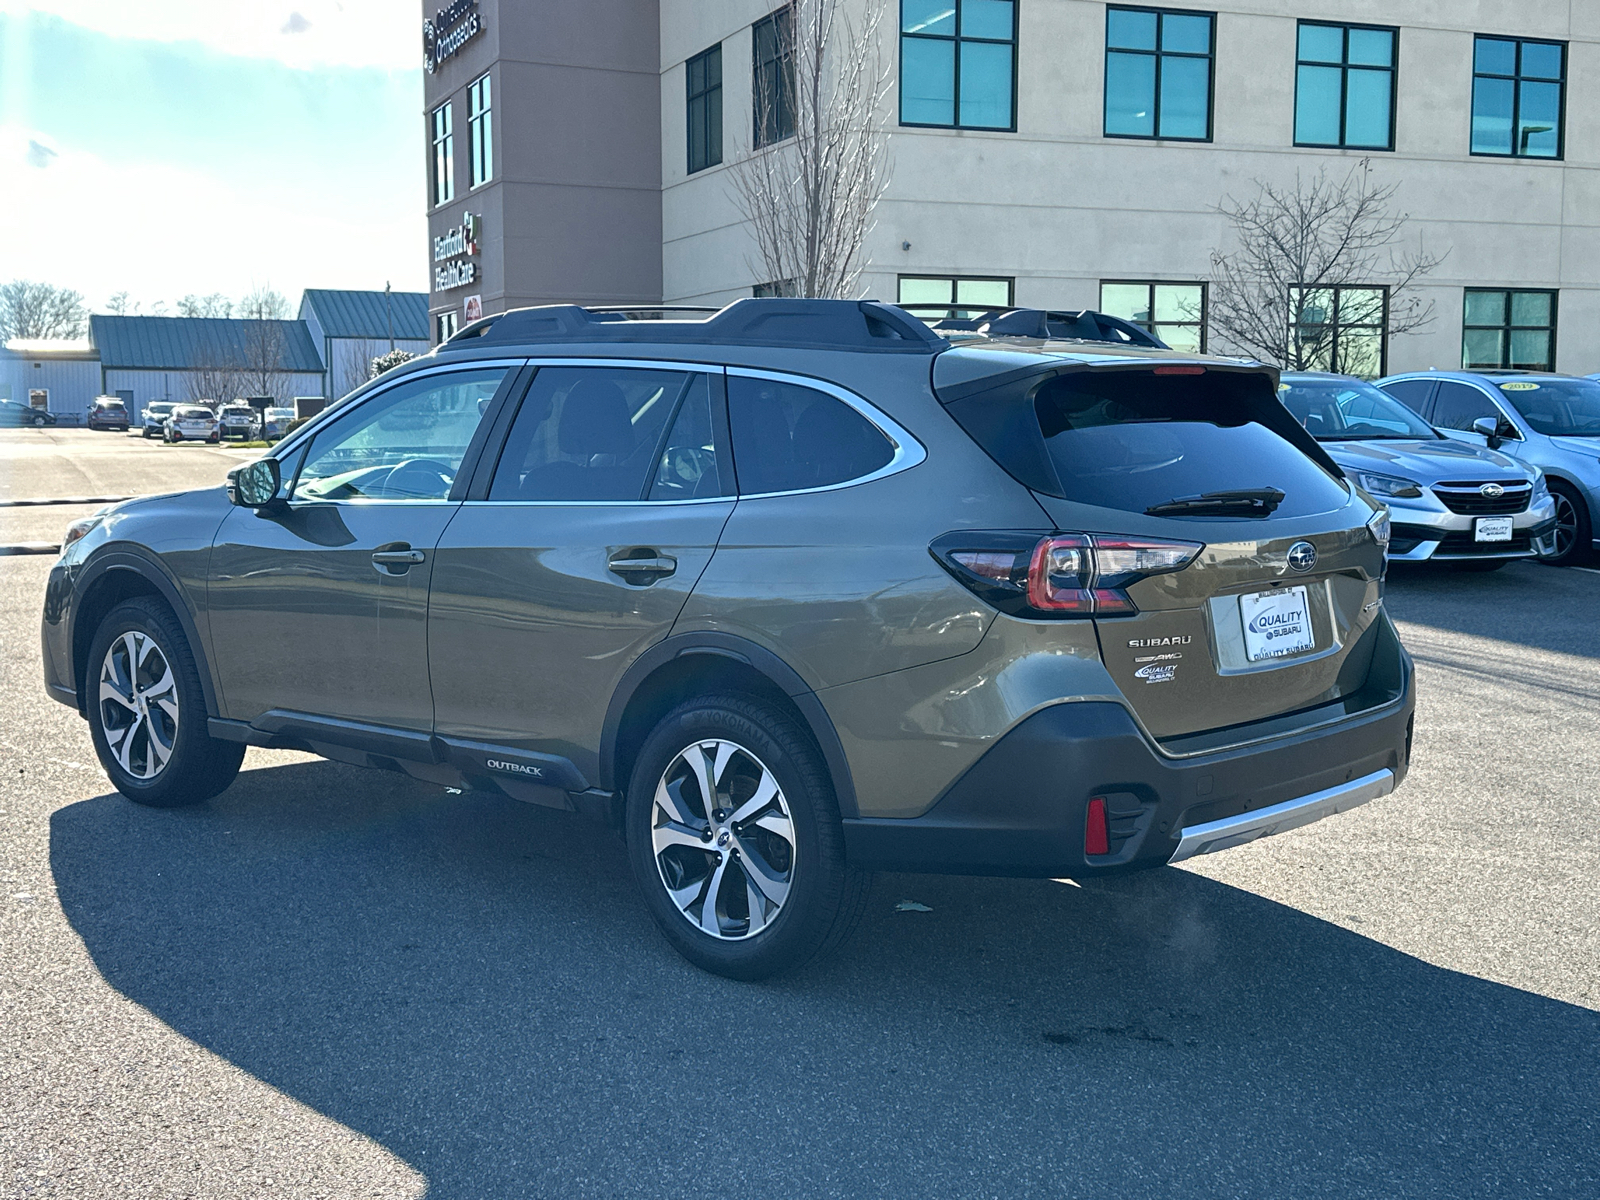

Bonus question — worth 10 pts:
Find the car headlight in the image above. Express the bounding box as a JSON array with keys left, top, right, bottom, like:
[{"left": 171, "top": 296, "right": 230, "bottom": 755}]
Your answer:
[
  {"left": 1355, "top": 471, "right": 1424, "bottom": 499},
  {"left": 61, "top": 512, "right": 106, "bottom": 551},
  {"left": 1366, "top": 506, "right": 1391, "bottom": 551}
]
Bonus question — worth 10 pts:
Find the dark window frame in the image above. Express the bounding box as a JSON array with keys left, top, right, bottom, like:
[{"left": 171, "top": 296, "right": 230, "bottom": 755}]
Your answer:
[
  {"left": 1098, "top": 279, "right": 1208, "bottom": 351},
  {"left": 1292, "top": 20, "right": 1398, "bottom": 151},
  {"left": 896, "top": 273, "right": 1015, "bottom": 319},
  {"left": 431, "top": 102, "right": 455, "bottom": 207},
  {"left": 1471, "top": 35, "right": 1567, "bottom": 160},
  {"left": 753, "top": 7, "right": 796, "bottom": 149},
  {"left": 1292, "top": 284, "right": 1390, "bottom": 378},
  {"left": 1461, "top": 288, "right": 1559, "bottom": 371},
  {"left": 1102, "top": 5, "right": 1216, "bottom": 143},
  {"left": 467, "top": 73, "right": 492, "bottom": 189},
  {"left": 686, "top": 43, "right": 724, "bottom": 174},
  {"left": 898, "top": 0, "right": 1020, "bottom": 132}
]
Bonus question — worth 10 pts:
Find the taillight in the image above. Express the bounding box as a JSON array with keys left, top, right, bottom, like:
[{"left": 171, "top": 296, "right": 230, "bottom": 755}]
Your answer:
[{"left": 932, "top": 531, "right": 1202, "bottom": 619}]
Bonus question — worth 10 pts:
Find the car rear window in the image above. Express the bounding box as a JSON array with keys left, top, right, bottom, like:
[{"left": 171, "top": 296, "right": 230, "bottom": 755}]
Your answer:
[
  {"left": 726, "top": 376, "right": 894, "bottom": 494},
  {"left": 1033, "top": 372, "right": 1349, "bottom": 517}
]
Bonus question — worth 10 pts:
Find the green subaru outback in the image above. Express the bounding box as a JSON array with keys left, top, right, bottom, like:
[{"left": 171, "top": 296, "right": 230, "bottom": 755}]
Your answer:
[{"left": 43, "top": 300, "right": 1412, "bottom": 979}]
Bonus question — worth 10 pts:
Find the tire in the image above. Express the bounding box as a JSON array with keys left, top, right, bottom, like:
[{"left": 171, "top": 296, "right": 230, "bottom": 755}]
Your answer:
[
  {"left": 625, "top": 693, "right": 870, "bottom": 981},
  {"left": 32, "top": 414, "right": 46, "bottom": 427},
  {"left": 1540, "top": 480, "right": 1592, "bottom": 567},
  {"left": 86, "top": 598, "right": 244, "bottom": 807}
]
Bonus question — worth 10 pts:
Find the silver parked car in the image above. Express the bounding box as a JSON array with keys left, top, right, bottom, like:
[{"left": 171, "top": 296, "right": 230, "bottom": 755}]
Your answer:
[
  {"left": 141, "top": 402, "right": 176, "bottom": 438},
  {"left": 1378, "top": 371, "right": 1600, "bottom": 566},
  {"left": 1280, "top": 373, "right": 1555, "bottom": 570}
]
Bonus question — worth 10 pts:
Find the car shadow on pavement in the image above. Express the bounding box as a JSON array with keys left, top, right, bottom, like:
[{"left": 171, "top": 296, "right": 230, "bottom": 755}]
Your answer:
[
  {"left": 1385, "top": 559, "right": 1599, "bottom": 660},
  {"left": 53, "top": 760, "right": 1600, "bottom": 1200}
]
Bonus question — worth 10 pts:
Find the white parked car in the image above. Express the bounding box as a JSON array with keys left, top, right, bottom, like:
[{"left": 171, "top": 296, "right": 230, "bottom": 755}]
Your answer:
[
  {"left": 217, "top": 404, "right": 259, "bottom": 440},
  {"left": 163, "top": 405, "right": 220, "bottom": 443}
]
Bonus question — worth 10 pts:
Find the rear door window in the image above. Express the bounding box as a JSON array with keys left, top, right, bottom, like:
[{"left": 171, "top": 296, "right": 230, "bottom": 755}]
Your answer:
[
  {"left": 727, "top": 375, "right": 894, "bottom": 494},
  {"left": 1033, "top": 371, "right": 1349, "bottom": 518},
  {"left": 1377, "top": 377, "right": 1436, "bottom": 418}
]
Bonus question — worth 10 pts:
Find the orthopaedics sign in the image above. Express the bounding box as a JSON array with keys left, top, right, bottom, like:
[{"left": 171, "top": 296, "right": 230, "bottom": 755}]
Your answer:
[{"left": 423, "top": 0, "right": 483, "bottom": 74}]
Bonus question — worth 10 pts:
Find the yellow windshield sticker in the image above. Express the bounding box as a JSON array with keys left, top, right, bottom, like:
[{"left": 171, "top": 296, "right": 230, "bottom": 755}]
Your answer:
[{"left": 1499, "top": 381, "right": 1539, "bottom": 391}]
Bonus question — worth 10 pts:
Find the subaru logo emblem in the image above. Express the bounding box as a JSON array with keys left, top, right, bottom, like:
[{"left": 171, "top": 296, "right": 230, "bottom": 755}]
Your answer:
[
  {"left": 1287, "top": 541, "right": 1318, "bottom": 572},
  {"left": 1480, "top": 483, "right": 1505, "bottom": 498}
]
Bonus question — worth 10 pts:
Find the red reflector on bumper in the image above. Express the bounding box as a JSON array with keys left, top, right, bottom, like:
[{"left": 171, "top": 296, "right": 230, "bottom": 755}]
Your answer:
[{"left": 1085, "top": 797, "right": 1109, "bottom": 856}]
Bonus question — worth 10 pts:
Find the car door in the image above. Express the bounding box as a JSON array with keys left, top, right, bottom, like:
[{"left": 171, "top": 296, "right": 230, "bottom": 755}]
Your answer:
[
  {"left": 427, "top": 361, "right": 734, "bottom": 790},
  {"left": 207, "top": 362, "right": 519, "bottom": 731}
]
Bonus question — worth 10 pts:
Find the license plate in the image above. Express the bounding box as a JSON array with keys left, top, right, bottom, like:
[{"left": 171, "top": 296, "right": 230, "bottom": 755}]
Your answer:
[
  {"left": 1239, "top": 585, "right": 1315, "bottom": 662},
  {"left": 1475, "top": 516, "right": 1513, "bottom": 542}
]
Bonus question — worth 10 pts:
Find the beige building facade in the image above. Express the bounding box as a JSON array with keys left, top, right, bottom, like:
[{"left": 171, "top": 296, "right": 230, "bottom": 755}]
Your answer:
[{"left": 424, "top": 0, "right": 1599, "bottom": 374}]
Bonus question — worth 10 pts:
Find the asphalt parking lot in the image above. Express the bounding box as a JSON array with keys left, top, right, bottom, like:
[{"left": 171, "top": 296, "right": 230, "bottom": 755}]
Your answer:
[{"left": 2, "top": 428, "right": 1597, "bottom": 1198}]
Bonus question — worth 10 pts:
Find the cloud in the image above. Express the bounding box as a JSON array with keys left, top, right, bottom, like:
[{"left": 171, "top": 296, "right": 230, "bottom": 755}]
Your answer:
[
  {"left": 0, "top": 126, "right": 427, "bottom": 310},
  {"left": 0, "top": 1, "right": 419, "bottom": 70},
  {"left": 26, "top": 138, "right": 58, "bottom": 167}
]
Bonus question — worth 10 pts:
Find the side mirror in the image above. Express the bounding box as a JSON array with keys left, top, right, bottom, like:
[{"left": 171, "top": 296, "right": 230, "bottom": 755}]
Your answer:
[
  {"left": 1471, "top": 415, "right": 1502, "bottom": 448},
  {"left": 227, "top": 458, "right": 282, "bottom": 508}
]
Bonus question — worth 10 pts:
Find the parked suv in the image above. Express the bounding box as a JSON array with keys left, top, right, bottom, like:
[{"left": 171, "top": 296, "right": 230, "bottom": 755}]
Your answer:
[
  {"left": 141, "top": 401, "right": 177, "bottom": 438},
  {"left": 86, "top": 397, "right": 129, "bottom": 431},
  {"left": 1279, "top": 372, "right": 1555, "bottom": 569},
  {"left": 1378, "top": 370, "right": 1600, "bottom": 566},
  {"left": 218, "top": 403, "right": 259, "bottom": 440},
  {"left": 43, "top": 300, "right": 1413, "bottom": 979},
  {"left": 163, "top": 405, "right": 220, "bottom": 443}
]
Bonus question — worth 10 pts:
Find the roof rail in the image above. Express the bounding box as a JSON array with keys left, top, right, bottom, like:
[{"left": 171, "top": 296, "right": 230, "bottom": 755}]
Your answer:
[
  {"left": 444, "top": 298, "right": 946, "bottom": 353},
  {"left": 914, "top": 307, "right": 1171, "bottom": 350}
]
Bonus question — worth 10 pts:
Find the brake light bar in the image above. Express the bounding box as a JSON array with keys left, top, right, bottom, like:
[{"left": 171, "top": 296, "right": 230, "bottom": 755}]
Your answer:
[
  {"left": 933, "top": 531, "right": 1203, "bottom": 619},
  {"left": 1153, "top": 365, "right": 1206, "bottom": 375}
]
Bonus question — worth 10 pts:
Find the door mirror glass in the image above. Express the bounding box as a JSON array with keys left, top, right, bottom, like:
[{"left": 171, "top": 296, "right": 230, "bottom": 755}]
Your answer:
[{"left": 229, "top": 458, "right": 281, "bottom": 507}]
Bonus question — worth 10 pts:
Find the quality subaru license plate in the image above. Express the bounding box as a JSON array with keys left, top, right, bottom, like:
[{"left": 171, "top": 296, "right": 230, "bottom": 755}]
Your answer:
[
  {"left": 1239, "top": 585, "right": 1314, "bottom": 662},
  {"left": 1475, "top": 516, "right": 1513, "bottom": 542}
]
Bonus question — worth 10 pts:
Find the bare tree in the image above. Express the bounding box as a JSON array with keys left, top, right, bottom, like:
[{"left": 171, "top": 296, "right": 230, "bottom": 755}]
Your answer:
[
  {"left": 727, "top": 0, "right": 892, "bottom": 300},
  {"left": 185, "top": 358, "right": 244, "bottom": 407},
  {"left": 237, "top": 285, "right": 289, "bottom": 322},
  {"left": 104, "top": 291, "right": 136, "bottom": 315},
  {"left": 0, "top": 280, "right": 89, "bottom": 340},
  {"left": 177, "top": 292, "right": 234, "bottom": 318},
  {"left": 1208, "top": 161, "right": 1446, "bottom": 376},
  {"left": 238, "top": 320, "right": 289, "bottom": 404}
]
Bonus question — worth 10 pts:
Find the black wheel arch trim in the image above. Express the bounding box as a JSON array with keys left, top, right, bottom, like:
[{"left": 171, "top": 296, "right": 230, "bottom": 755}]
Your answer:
[
  {"left": 70, "top": 546, "right": 222, "bottom": 719},
  {"left": 599, "top": 631, "right": 860, "bottom": 819}
]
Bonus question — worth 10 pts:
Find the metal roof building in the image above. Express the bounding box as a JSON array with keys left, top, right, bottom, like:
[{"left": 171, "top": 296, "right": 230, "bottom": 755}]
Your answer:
[{"left": 299, "top": 289, "right": 430, "bottom": 401}]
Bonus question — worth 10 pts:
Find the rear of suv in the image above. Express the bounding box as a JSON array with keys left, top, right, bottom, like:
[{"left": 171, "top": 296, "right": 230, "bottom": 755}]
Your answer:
[{"left": 42, "top": 300, "right": 1413, "bottom": 979}]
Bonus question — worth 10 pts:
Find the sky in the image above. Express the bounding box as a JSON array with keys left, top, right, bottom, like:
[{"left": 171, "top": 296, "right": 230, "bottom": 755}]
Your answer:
[{"left": 0, "top": 0, "right": 428, "bottom": 314}]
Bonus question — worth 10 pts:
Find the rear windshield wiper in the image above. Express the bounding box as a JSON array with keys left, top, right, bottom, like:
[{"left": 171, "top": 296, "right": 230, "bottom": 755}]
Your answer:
[{"left": 1145, "top": 488, "right": 1285, "bottom": 517}]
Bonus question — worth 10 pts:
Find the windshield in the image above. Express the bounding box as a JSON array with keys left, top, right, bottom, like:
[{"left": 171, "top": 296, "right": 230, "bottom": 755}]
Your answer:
[
  {"left": 1495, "top": 378, "right": 1600, "bottom": 437},
  {"left": 1279, "top": 378, "right": 1439, "bottom": 440},
  {"left": 175, "top": 407, "right": 210, "bottom": 419}
]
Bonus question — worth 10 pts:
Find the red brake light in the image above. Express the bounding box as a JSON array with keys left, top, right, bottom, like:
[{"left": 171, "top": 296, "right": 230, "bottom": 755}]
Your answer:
[{"left": 1153, "top": 365, "right": 1206, "bottom": 375}]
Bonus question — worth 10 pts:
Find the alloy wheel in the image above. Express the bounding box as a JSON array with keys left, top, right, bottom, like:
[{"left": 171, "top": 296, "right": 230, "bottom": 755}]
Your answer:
[
  {"left": 1544, "top": 491, "right": 1578, "bottom": 561},
  {"left": 99, "top": 630, "right": 179, "bottom": 779},
  {"left": 650, "top": 738, "right": 797, "bottom": 940}
]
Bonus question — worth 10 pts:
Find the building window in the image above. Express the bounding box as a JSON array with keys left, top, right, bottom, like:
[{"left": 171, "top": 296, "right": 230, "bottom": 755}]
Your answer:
[
  {"left": 1463, "top": 289, "right": 1557, "bottom": 371},
  {"left": 1293, "top": 286, "right": 1387, "bottom": 378},
  {"left": 897, "top": 275, "right": 1014, "bottom": 319},
  {"left": 753, "top": 7, "right": 796, "bottom": 148},
  {"left": 468, "top": 75, "right": 492, "bottom": 188},
  {"left": 1099, "top": 281, "right": 1206, "bottom": 352},
  {"left": 1104, "top": 6, "right": 1214, "bottom": 141},
  {"left": 753, "top": 279, "right": 798, "bottom": 297},
  {"left": 1294, "top": 22, "right": 1396, "bottom": 150},
  {"left": 431, "top": 102, "right": 455, "bottom": 206},
  {"left": 1472, "top": 37, "right": 1564, "bottom": 158},
  {"left": 687, "top": 44, "right": 723, "bottom": 173},
  {"left": 899, "top": 0, "right": 1017, "bottom": 131},
  {"left": 436, "top": 311, "right": 458, "bottom": 343}
]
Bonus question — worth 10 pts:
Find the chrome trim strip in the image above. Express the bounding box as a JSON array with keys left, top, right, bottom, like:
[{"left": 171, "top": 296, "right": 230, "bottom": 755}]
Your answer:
[
  {"left": 1168, "top": 768, "right": 1394, "bottom": 864},
  {"left": 724, "top": 366, "right": 928, "bottom": 497}
]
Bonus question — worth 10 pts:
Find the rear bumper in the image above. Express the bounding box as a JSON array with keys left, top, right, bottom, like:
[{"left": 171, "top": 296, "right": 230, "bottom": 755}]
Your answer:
[{"left": 843, "top": 617, "right": 1414, "bottom": 878}]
